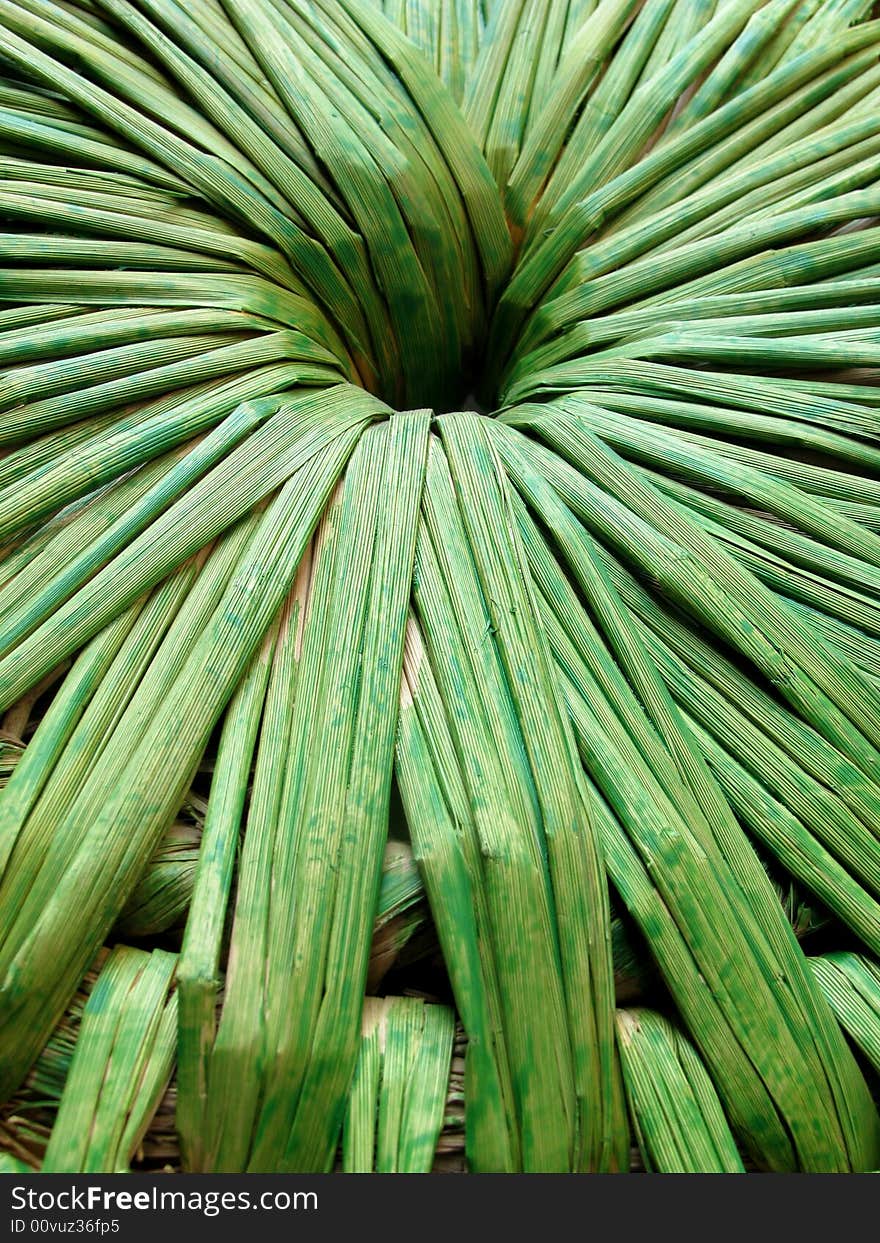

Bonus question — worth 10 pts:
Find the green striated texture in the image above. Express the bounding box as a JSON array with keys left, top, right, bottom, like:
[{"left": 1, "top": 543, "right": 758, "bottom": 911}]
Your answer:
[
  {"left": 42, "top": 945, "right": 177, "bottom": 1173},
  {"left": 616, "top": 1008, "right": 744, "bottom": 1174},
  {"left": 1, "top": 0, "right": 880, "bottom": 1176},
  {"left": 811, "top": 952, "right": 880, "bottom": 1073},
  {"left": 343, "top": 996, "right": 455, "bottom": 1173}
]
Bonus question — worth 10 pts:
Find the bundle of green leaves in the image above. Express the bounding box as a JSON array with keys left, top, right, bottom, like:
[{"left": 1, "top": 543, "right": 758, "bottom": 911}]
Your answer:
[{"left": 1, "top": 0, "right": 880, "bottom": 1174}]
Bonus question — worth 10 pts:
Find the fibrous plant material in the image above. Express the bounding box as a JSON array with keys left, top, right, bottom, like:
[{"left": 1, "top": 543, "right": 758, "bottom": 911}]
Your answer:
[
  {"left": 0, "top": 948, "right": 462, "bottom": 1173},
  {"left": 811, "top": 951, "right": 880, "bottom": 1073},
  {"left": 366, "top": 841, "right": 436, "bottom": 992},
  {"left": 41, "top": 945, "right": 177, "bottom": 1173},
  {"left": 0, "top": 1153, "right": 30, "bottom": 1173},
  {"left": 0, "top": 0, "right": 880, "bottom": 1175},
  {"left": 615, "top": 1008, "right": 744, "bottom": 1174},
  {"left": 0, "top": 953, "right": 106, "bottom": 1168},
  {"left": 117, "top": 818, "right": 203, "bottom": 940},
  {"left": 343, "top": 996, "right": 455, "bottom": 1173}
]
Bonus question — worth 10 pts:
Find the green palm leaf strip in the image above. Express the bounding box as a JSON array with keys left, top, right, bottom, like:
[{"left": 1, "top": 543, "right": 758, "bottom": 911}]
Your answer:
[
  {"left": 1, "top": 0, "right": 880, "bottom": 1177},
  {"left": 399, "top": 419, "right": 621, "bottom": 1171},
  {"left": 616, "top": 1008, "right": 744, "bottom": 1174},
  {"left": 811, "top": 952, "right": 880, "bottom": 1074},
  {"left": 117, "top": 820, "right": 202, "bottom": 940},
  {"left": 487, "top": 418, "right": 878, "bottom": 1170},
  {"left": 41, "top": 945, "right": 177, "bottom": 1173},
  {"left": 197, "top": 410, "right": 429, "bottom": 1172},
  {"left": 0, "top": 403, "right": 369, "bottom": 1098},
  {"left": 397, "top": 614, "right": 520, "bottom": 1172},
  {"left": 343, "top": 996, "right": 455, "bottom": 1173}
]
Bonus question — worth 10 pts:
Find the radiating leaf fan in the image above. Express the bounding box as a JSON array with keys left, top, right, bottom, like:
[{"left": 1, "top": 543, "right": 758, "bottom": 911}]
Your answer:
[{"left": 1, "top": 0, "right": 880, "bottom": 1174}]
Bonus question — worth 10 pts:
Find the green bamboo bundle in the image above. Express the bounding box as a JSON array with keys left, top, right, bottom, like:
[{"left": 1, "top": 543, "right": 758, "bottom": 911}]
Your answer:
[
  {"left": 616, "top": 1009, "right": 744, "bottom": 1174},
  {"left": 811, "top": 951, "right": 880, "bottom": 1073},
  {"left": 0, "top": 948, "right": 466, "bottom": 1172},
  {"left": 1, "top": 0, "right": 880, "bottom": 1175},
  {"left": 343, "top": 996, "right": 455, "bottom": 1173},
  {"left": 41, "top": 946, "right": 177, "bottom": 1173},
  {"left": 117, "top": 818, "right": 203, "bottom": 940},
  {"left": 0, "top": 949, "right": 467, "bottom": 1173}
]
